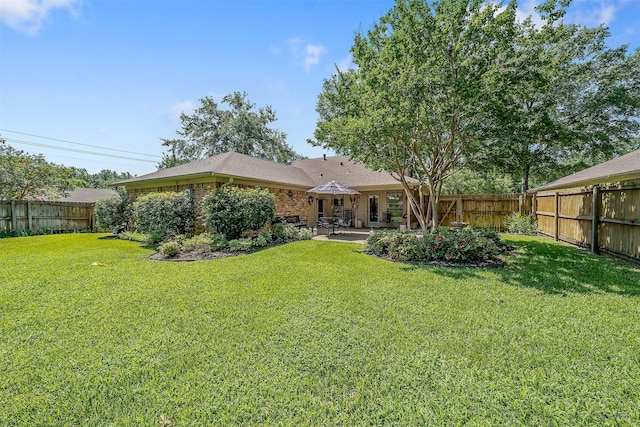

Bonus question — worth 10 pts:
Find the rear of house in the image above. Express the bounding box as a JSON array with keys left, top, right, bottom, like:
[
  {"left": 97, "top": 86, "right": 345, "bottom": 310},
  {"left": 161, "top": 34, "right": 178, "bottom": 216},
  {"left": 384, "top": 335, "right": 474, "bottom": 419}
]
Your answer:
[{"left": 116, "top": 151, "right": 418, "bottom": 231}]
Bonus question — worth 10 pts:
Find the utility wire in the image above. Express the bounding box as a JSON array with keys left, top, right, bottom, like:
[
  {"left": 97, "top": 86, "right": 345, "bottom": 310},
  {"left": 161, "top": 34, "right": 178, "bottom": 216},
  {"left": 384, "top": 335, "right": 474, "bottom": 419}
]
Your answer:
[
  {"left": 4, "top": 138, "right": 158, "bottom": 163},
  {"left": 0, "top": 128, "right": 162, "bottom": 159}
]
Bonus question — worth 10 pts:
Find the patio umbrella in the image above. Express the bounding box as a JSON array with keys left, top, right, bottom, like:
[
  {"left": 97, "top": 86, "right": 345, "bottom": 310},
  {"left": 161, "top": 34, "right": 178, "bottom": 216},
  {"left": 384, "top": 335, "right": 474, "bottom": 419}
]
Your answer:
[
  {"left": 307, "top": 181, "right": 360, "bottom": 227},
  {"left": 307, "top": 180, "right": 360, "bottom": 196}
]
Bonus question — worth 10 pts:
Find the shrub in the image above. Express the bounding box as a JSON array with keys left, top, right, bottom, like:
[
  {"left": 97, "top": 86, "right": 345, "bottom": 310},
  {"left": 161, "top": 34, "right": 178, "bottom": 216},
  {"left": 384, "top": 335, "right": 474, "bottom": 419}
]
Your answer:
[
  {"left": 261, "top": 231, "right": 273, "bottom": 244},
  {"left": 253, "top": 235, "right": 268, "bottom": 248},
  {"left": 133, "top": 192, "right": 194, "bottom": 239},
  {"left": 118, "top": 231, "right": 164, "bottom": 245},
  {"left": 159, "top": 240, "right": 181, "bottom": 257},
  {"left": 95, "top": 195, "right": 133, "bottom": 230},
  {"left": 210, "top": 233, "right": 229, "bottom": 251},
  {"left": 202, "top": 186, "right": 276, "bottom": 239},
  {"left": 504, "top": 212, "right": 538, "bottom": 235},
  {"left": 181, "top": 233, "right": 214, "bottom": 254},
  {"left": 366, "top": 227, "right": 502, "bottom": 263},
  {"left": 366, "top": 229, "right": 398, "bottom": 256},
  {"left": 271, "top": 223, "right": 312, "bottom": 243},
  {"left": 229, "top": 238, "right": 254, "bottom": 252}
]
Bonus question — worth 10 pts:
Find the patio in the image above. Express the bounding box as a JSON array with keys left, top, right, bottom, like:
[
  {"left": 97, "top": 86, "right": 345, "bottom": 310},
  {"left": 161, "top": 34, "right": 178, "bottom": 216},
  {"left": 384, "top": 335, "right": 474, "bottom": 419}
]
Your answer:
[{"left": 312, "top": 229, "right": 370, "bottom": 244}]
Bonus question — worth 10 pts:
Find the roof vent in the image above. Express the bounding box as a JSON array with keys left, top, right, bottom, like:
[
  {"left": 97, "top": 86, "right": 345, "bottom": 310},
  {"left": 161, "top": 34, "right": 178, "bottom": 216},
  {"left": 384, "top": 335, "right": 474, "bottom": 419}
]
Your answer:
[
  {"left": 320, "top": 173, "right": 323, "bottom": 177},
  {"left": 323, "top": 154, "right": 327, "bottom": 161},
  {"left": 340, "top": 161, "right": 344, "bottom": 166}
]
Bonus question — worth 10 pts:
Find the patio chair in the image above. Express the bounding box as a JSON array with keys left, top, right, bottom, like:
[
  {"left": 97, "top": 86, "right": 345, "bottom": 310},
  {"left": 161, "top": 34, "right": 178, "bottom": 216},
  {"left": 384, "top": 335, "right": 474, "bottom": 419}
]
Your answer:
[{"left": 336, "top": 218, "right": 351, "bottom": 232}]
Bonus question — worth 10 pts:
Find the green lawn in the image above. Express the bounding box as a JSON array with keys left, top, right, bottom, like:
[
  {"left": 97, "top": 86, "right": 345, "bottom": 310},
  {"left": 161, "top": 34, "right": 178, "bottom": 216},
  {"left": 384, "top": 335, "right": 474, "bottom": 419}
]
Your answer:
[{"left": 1, "top": 233, "right": 639, "bottom": 426}]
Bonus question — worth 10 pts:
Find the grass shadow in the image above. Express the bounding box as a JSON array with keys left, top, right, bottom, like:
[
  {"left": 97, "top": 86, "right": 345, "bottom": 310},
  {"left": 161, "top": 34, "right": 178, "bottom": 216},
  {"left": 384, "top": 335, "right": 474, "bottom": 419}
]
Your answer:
[
  {"left": 397, "top": 237, "right": 640, "bottom": 296},
  {"left": 493, "top": 238, "right": 640, "bottom": 295}
]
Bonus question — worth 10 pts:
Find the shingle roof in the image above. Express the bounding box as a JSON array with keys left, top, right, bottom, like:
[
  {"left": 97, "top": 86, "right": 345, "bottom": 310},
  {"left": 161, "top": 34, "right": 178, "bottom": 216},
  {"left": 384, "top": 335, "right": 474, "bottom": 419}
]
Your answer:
[
  {"left": 117, "top": 152, "right": 413, "bottom": 189},
  {"left": 533, "top": 149, "right": 640, "bottom": 192},
  {"left": 292, "top": 155, "right": 411, "bottom": 188},
  {"left": 59, "top": 188, "right": 119, "bottom": 203},
  {"left": 117, "top": 152, "right": 316, "bottom": 187}
]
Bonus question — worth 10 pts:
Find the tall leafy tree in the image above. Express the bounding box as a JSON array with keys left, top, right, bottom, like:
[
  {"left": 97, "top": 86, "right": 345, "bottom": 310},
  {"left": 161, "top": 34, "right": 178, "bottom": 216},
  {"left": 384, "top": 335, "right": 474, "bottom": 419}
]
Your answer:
[
  {"left": 159, "top": 91, "right": 302, "bottom": 168},
  {"left": 0, "top": 144, "right": 77, "bottom": 200},
  {"left": 478, "top": 2, "right": 640, "bottom": 191},
  {"left": 312, "top": 0, "right": 516, "bottom": 230},
  {"left": 69, "top": 167, "right": 134, "bottom": 188}
]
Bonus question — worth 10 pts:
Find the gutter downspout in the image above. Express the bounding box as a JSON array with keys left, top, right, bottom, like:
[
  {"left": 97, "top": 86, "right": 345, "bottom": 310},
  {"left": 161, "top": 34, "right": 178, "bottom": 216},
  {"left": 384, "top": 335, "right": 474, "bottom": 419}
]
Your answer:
[{"left": 220, "top": 177, "right": 234, "bottom": 188}]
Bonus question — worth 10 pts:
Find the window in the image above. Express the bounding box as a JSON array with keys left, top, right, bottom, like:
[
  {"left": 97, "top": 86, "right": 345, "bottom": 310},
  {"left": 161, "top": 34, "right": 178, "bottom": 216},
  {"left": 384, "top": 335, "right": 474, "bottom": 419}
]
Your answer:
[{"left": 387, "top": 191, "right": 404, "bottom": 223}]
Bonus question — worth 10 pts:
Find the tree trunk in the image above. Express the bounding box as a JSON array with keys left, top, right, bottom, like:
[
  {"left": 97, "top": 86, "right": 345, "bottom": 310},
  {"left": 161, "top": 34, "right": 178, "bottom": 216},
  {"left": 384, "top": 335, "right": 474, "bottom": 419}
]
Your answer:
[
  {"left": 427, "top": 179, "right": 440, "bottom": 232},
  {"left": 521, "top": 164, "right": 530, "bottom": 193}
]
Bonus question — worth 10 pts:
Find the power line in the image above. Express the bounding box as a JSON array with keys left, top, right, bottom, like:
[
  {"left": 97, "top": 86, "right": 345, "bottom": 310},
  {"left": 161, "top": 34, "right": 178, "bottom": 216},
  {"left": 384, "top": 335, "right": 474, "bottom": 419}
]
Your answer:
[
  {"left": 4, "top": 138, "right": 158, "bottom": 163},
  {"left": 0, "top": 128, "right": 162, "bottom": 159}
]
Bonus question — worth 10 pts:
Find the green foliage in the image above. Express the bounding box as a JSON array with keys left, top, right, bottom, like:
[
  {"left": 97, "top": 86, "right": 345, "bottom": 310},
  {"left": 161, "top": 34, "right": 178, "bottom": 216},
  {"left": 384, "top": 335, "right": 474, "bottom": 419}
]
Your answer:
[
  {"left": 0, "top": 228, "right": 88, "bottom": 239},
  {"left": 133, "top": 192, "right": 194, "bottom": 239},
  {"left": 95, "top": 195, "right": 133, "bottom": 230},
  {"left": 68, "top": 167, "right": 133, "bottom": 189},
  {"left": 271, "top": 222, "right": 312, "bottom": 243},
  {"left": 228, "top": 237, "right": 254, "bottom": 252},
  {"left": 312, "top": 0, "right": 516, "bottom": 230},
  {"left": 159, "top": 240, "right": 181, "bottom": 257},
  {"left": 159, "top": 91, "right": 302, "bottom": 168},
  {"left": 477, "top": 6, "right": 640, "bottom": 191},
  {"left": 118, "top": 231, "right": 164, "bottom": 245},
  {"left": 2, "top": 234, "right": 640, "bottom": 425},
  {"left": 0, "top": 143, "right": 78, "bottom": 200},
  {"left": 202, "top": 186, "right": 276, "bottom": 240},
  {"left": 366, "top": 228, "right": 501, "bottom": 263},
  {"left": 441, "top": 168, "right": 516, "bottom": 195},
  {"left": 181, "top": 233, "right": 218, "bottom": 254},
  {"left": 505, "top": 212, "right": 538, "bottom": 235}
]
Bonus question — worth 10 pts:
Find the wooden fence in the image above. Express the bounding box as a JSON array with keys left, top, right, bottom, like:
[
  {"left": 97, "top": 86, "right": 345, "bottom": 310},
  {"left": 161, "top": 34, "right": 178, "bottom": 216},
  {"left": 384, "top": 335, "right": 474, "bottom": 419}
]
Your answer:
[
  {"left": 0, "top": 200, "right": 96, "bottom": 233},
  {"left": 436, "top": 194, "right": 532, "bottom": 230},
  {"left": 535, "top": 180, "right": 640, "bottom": 263}
]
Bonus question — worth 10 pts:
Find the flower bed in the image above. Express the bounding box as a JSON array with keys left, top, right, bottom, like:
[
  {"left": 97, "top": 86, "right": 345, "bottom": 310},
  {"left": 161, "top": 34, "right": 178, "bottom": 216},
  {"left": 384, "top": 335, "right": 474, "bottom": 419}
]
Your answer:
[{"left": 366, "top": 227, "right": 510, "bottom": 265}]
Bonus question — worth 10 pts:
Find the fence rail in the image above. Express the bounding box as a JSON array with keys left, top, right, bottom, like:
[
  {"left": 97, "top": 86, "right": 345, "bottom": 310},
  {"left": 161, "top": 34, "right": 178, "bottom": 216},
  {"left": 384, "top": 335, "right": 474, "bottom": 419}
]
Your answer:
[
  {"left": 534, "top": 181, "right": 640, "bottom": 263},
  {"left": 436, "top": 194, "right": 532, "bottom": 230},
  {"left": 0, "top": 200, "right": 96, "bottom": 233}
]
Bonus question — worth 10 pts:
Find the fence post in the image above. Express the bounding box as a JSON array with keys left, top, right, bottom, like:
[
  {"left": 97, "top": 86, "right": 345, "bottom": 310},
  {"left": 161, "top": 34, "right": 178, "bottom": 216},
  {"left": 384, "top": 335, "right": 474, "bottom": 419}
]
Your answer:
[
  {"left": 27, "top": 201, "right": 33, "bottom": 231},
  {"left": 591, "top": 186, "right": 600, "bottom": 254},
  {"left": 518, "top": 194, "right": 523, "bottom": 215},
  {"left": 554, "top": 192, "right": 559, "bottom": 241},
  {"left": 11, "top": 200, "right": 17, "bottom": 232},
  {"left": 531, "top": 193, "right": 536, "bottom": 216},
  {"left": 456, "top": 196, "right": 463, "bottom": 222}
]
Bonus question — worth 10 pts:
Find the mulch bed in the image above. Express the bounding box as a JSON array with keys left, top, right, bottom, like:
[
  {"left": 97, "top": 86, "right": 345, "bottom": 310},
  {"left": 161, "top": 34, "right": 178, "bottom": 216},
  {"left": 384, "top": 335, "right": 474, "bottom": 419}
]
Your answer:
[{"left": 148, "top": 250, "right": 236, "bottom": 262}]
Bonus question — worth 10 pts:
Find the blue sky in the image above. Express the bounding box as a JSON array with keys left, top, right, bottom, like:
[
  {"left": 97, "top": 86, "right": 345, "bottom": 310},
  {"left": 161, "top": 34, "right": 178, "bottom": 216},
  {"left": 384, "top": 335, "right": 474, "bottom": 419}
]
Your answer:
[{"left": 1, "top": 0, "right": 639, "bottom": 176}]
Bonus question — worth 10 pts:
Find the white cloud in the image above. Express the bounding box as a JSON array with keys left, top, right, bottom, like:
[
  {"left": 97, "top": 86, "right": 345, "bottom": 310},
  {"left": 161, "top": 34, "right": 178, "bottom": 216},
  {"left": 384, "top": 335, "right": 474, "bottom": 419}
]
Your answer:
[
  {"left": 303, "top": 43, "right": 327, "bottom": 72},
  {"left": 569, "top": 2, "right": 618, "bottom": 27},
  {"left": 515, "top": 0, "right": 622, "bottom": 28},
  {"left": 515, "top": 0, "right": 544, "bottom": 27},
  {"left": 0, "top": 0, "right": 81, "bottom": 35},
  {"left": 285, "top": 37, "right": 327, "bottom": 72},
  {"left": 168, "top": 100, "right": 195, "bottom": 121}
]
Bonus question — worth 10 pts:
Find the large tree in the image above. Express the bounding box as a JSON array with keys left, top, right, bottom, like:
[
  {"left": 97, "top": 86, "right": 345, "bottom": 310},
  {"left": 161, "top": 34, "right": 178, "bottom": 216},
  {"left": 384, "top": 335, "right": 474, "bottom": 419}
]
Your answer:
[
  {"left": 159, "top": 91, "right": 302, "bottom": 168},
  {"left": 69, "top": 167, "right": 134, "bottom": 189},
  {"left": 477, "top": 2, "right": 640, "bottom": 192},
  {"left": 312, "top": 0, "right": 516, "bottom": 230},
  {"left": 0, "top": 144, "right": 77, "bottom": 200}
]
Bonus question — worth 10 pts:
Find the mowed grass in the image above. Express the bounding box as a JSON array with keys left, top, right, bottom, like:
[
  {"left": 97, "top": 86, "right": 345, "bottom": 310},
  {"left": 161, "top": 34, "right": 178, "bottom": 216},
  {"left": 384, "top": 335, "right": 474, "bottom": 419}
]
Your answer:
[{"left": 1, "top": 234, "right": 639, "bottom": 426}]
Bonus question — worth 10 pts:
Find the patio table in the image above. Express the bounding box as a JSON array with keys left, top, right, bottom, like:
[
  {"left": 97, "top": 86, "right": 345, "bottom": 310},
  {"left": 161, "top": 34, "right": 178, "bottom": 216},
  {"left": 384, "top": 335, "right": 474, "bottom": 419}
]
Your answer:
[{"left": 318, "top": 217, "right": 344, "bottom": 235}]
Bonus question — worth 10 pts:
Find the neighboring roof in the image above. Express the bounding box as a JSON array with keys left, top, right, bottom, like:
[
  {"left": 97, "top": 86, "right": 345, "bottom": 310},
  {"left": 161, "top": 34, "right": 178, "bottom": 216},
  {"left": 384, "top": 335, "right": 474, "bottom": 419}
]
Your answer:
[
  {"left": 59, "top": 188, "right": 119, "bottom": 203},
  {"left": 117, "top": 151, "right": 413, "bottom": 190},
  {"left": 117, "top": 152, "right": 316, "bottom": 188},
  {"left": 533, "top": 149, "right": 640, "bottom": 192}
]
